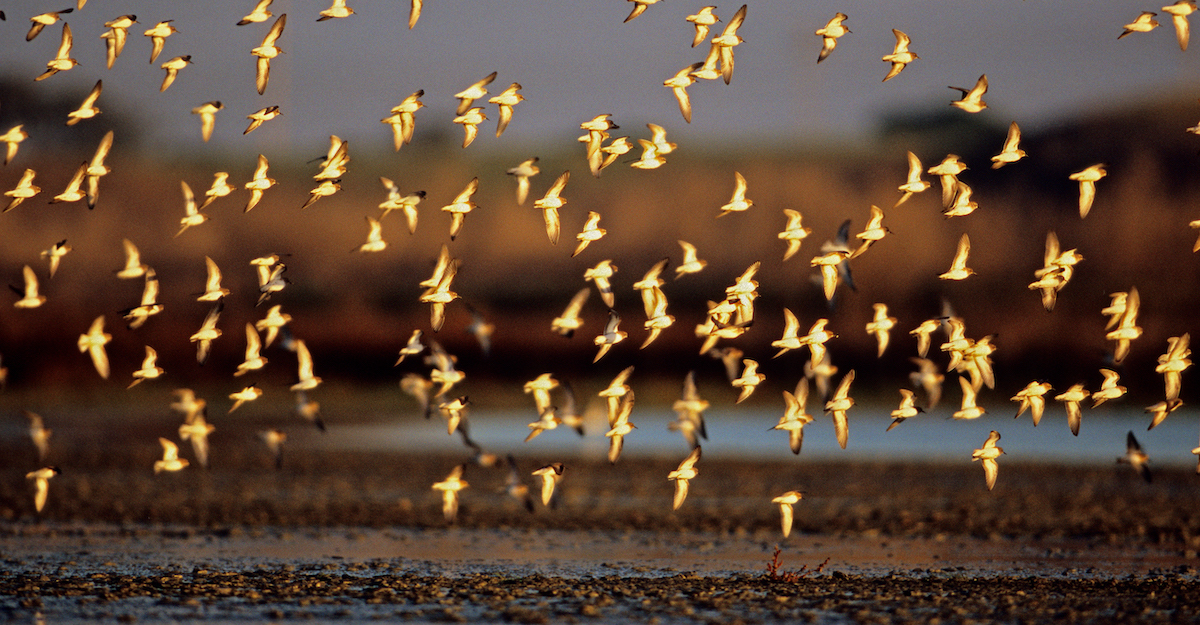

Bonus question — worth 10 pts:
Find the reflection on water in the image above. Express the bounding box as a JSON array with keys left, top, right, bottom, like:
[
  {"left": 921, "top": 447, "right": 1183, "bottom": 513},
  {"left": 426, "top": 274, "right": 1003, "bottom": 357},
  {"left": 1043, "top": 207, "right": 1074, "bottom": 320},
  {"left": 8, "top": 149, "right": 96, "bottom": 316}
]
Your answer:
[{"left": 320, "top": 405, "right": 1199, "bottom": 467}]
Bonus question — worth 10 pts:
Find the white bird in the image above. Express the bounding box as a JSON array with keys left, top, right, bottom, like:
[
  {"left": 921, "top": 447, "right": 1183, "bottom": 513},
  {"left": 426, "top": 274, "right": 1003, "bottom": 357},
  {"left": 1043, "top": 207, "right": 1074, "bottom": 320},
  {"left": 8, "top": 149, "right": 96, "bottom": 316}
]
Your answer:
[
  {"left": 191, "top": 101, "right": 223, "bottom": 142},
  {"left": 675, "top": 240, "right": 707, "bottom": 278},
  {"left": 939, "top": 233, "right": 976, "bottom": 280},
  {"left": 159, "top": 55, "right": 192, "bottom": 92},
  {"left": 1163, "top": 1, "right": 1196, "bottom": 50},
  {"left": 178, "top": 414, "right": 215, "bottom": 469},
  {"left": 686, "top": 6, "right": 720, "bottom": 47},
  {"left": 12, "top": 265, "right": 46, "bottom": 309},
  {"left": 357, "top": 216, "right": 387, "bottom": 253},
  {"left": 128, "top": 346, "right": 164, "bottom": 388},
  {"left": 774, "top": 379, "right": 814, "bottom": 454},
  {"left": 971, "top": 431, "right": 1004, "bottom": 491},
  {"left": 244, "top": 154, "right": 277, "bottom": 212},
  {"left": 533, "top": 171, "right": 570, "bottom": 245},
  {"left": 1118, "top": 431, "right": 1152, "bottom": 483},
  {"left": 1119, "top": 11, "right": 1160, "bottom": 38},
  {"left": 489, "top": 83, "right": 524, "bottom": 137},
  {"left": 36, "top": 23, "right": 78, "bottom": 81},
  {"left": 454, "top": 72, "right": 497, "bottom": 115},
  {"left": 317, "top": 0, "right": 355, "bottom": 20},
  {"left": 77, "top": 316, "right": 112, "bottom": 379},
  {"left": 1068, "top": 164, "right": 1107, "bottom": 218},
  {"left": 236, "top": 323, "right": 268, "bottom": 377},
  {"left": 176, "top": 181, "right": 209, "bottom": 237},
  {"left": 991, "top": 122, "right": 1026, "bottom": 168},
  {"left": 190, "top": 302, "right": 223, "bottom": 365},
  {"left": 881, "top": 29, "right": 917, "bottom": 81},
  {"left": 252, "top": 14, "right": 286, "bottom": 95},
  {"left": 432, "top": 464, "right": 468, "bottom": 523},
  {"left": 949, "top": 74, "right": 988, "bottom": 113},
  {"left": 239, "top": 0, "right": 274, "bottom": 25},
  {"left": 667, "top": 446, "right": 701, "bottom": 510},
  {"left": 506, "top": 157, "right": 540, "bottom": 205},
  {"left": 198, "top": 256, "right": 230, "bottom": 301},
  {"left": 154, "top": 437, "right": 189, "bottom": 473},
  {"left": 144, "top": 20, "right": 179, "bottom": 64},
  {"left": 291, "top": 339, "right": 322, "bottom": 391},
  {"left": 815, "top": 12, "right": 850, "bottom": 63},
  {"left": 1, "top": 125, "right": 28, "bottom": 165},
  {"left": 717, "top": 171, "right": 753, "bottom": 216},
  {"left": 27, "top": 466, "right": 60, "bottom": 513},
  {"left": 825, "top": 370, "right": 855, "bottom": 449},
  {"left": 66, "top": 80, "right": 103, "bottom": 126},
  {"left": 532, "top": 463, "right": 565, "bottom": 507},
  {"left": 772, "top": 491, "right": 803, "bottom": 538}
]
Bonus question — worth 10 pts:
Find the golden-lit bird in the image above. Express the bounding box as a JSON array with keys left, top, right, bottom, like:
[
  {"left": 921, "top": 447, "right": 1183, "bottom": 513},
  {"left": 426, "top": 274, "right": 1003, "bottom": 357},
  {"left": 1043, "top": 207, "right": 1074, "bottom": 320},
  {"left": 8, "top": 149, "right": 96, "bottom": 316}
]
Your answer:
[
  {"left": 551, "top": 288, "right": 590, "bottom": 338},
  {"left": 36, "top": 23, "right": 78, "bottom": 81},
  {"left": 667, "top": 446, "right": 701, "bottom": 510},
  {"left": 815, "top": 12, "right": 850, "bottom": 63},
  {"left": 1091, "top": 368, "right": 1127, "bottom": 408},
  {"left": 26, "top": 411, "right": 52, "bottom": 462},
  {"left": 190, "top": 302, "right": 223, "bottom": 365},
  {"left": 772, "top": 491, "right": 803, "bottom": 538},
  {"left": 228, "top": 384, "right": 263, "bottom": 414},
  {"left": 440, "top": 177, "right": 479, "bottom": 240},
  {"left": 851, "top": 205, "right": 890, "bottom": 258},
  {"left": 244, "top": 105, "right": 281, "bottom": 135},
  {"left": 66, "top": 80, "right": 103, "bottom": 125},
  {"left": 1163, "top": 1, "right": 1196, "bottom": 50},
  {"left": 235, "top": 323, "right": 268, "bottom": 377},
  {"left": 866, "top": 303, "right": 897, "bottom": 357},
  {"left": 144, "top": 20, "right": 180, "bottom": 63},
  {"left": 378, "top": 178, "right": 424, "bottom": 233},
  {"left": 686, "top": 6, "right": 719, "bottom": 47},
  {"left": 717, "top": 171, "right": 753, "bottom": 216},
  {"left": 432, "top": 464, "right": 468, "bottom": 523},
  {"left": 573, "top": 211, "right": 607, "bottom": 257},
  {"left": 122, "top": 269, "right": 163, "bottom": 330},
  {"left": 154, "top": 438, "right": 189, "bottom": 473},
  {"left": 534, "top": 170, "right": 570, "bottom": 245},
  {"left": 27, "top": 466, "right": 60, "bottom": 513},
  {"left": 1105, "top": 286, "right": 1141, "bottom": 364},
  {"left": 1156, "top": 333, "right": 1192, "bottom": 401},
  {"left": 409, "top": 0, "right": 423, "bottom": 28},
  {"left": 825, "top": 370, "right": 856, "bottom": 449},
  {"left": 191, "top": 101, "right": 222, "bottom": 142},
  {"left": 774, "top": 378, "right": 814, "bottom": 454},
  {"left": 664, "top": 63, "right": 702, "bottom": 123},
  {"left": 991, "top": 121, "right": 1026, "bottom": 168},
  {"left": 887, "top": 388, "right": 924, "bottom": 431},
  {"left": 1055, "top": 383, "right": 1090, "bottom": 436},
  {"left": 1012, "top": 381, "right": 1052, "bottom": 425},
  {"left": 256, "top": 304, "right": 292, "bottom": 348},
  {"left": 260, "top": 429, "right": 287, "bottom": 469},
  {"left": 454, "top": 72, "right": 497, "bottom": 115},
  {"left": 159, "top": 55, "right": 192, "bottom": 92},
  {"left": 489, "top": 82, "right": 524, "bottom": 137},
  {"left": 176, "top": 181, "right": 209, "bottom": 237},
  {"left": 291, "top": 339, "right": 322, "bottom": 391},
  {"left": 709, "top": 4, "right": 747, "bottom": 84},
  {"left": 894, "top": 151, "right": 931, "bottom": 208},
  {"left": 198, "top": 256, "right": 230, "bottom": 302},
  {"left": 40, "top": 240, "right": 70, "bottom": 279},
  {"left": 1146, "top": 397, "right": 1184, "bottom": 430},
  {"left": 1118, "top": 11, "right": 1160, "bottom": 38},
  {"left": 605, "top": 391, "right": 636, "bottom": 464},
  {"left": 881, "top": 29, "right": 917, "bottom": 81},
  {"left": 381, "top": 90, "right": 425, "bottom": 150},
  {"left": 12, "top": 265, "right": 46, "bottom": 309},
  {"left": 3, "top": 168, "right": 40, "bottom": 212},
  {"left": 317, "top": 0, "right": 355, "bottom": 20},
  {"left": 49, "top": 162, "right": 87, "bottom": 205},
  {"left": 949, "top": 74, "right": 988, "bottom": 113},
  {"left": 811, "top": 250, "right": 850, "bottom": 301},
  {"left": 1, "top": 125, "right": 28, "bottom": 165},
  {"left": 624, "top": 0, "right": 661, "bottom": 23},
  {"left": 128, "top": 345, "right": 164, "bottom": 389},
  {"left": 532, "top": 462, "right": 565, "bottom": 507},
  {"left": 584, "top": 259, "right": 618, "bottom": 308},
  {"left": 200, "top": 172, "right": 234, "bottom": 209},
  {"left": 101, "top": 15, "right": 138, "bottom": 69},
  {"left": 355, "top": 216, "right": 387, "bottom": 253},
  {"left": 1068, "top": 164, "right": 1106, "bottom": 218},
  {"left": 1118, "top": 431, "right": 1152, "bottom": 483},
  {"left": 778, "top": 209, "right": 813, "bottom": 261},
  {"left": 178, "top": 413, "right": 215, "bottom": 469},
  {"left": 453, "top": 107, "right": 487, "bottom": 148},
  {"left": 239, "top": 0, "right": 274, "bottom": 25},
  {"left": 674, "top": 240, "right": 707, "bottom": 279},
  {"left": 27, "top": 8, "right": 72, "bottom": 42},
  {"left": 939, "top": 233, "right": 975, "bottom": 280},
  {"left": 244, "top": 154, "right": 277, "bottom": 212},
  {"left": 593, "top": 309, "right": 627, "bottom": 363},
  {"left": 77, "top": 315, "right": 112, "bottom": 379},
  {"left": 506, "top": 157, "right": 540, "bottom": 206},
  {"left": 252, "top": 14, "right": 286, "bottom": 94},
  {"left": 771, "top": 308, "right": 804, "bottom": 358},
  {"left": 971, "top": 431, "right": 1004, "bottom": 491}
]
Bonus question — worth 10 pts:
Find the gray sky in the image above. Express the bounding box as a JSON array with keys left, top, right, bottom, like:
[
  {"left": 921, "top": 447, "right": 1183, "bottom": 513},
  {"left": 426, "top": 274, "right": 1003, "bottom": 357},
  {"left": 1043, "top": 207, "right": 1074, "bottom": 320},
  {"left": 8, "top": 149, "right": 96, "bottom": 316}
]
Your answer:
[{"left": 4, "top": 0, "right": 1200, "bottom": 154}]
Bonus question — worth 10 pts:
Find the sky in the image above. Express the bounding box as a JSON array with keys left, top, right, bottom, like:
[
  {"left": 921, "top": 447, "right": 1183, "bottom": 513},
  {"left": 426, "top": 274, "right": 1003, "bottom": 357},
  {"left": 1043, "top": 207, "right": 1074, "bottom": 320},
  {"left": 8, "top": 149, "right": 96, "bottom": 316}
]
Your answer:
[{"left": 4, "top": 0, "right": 1200, "bottom": 155}]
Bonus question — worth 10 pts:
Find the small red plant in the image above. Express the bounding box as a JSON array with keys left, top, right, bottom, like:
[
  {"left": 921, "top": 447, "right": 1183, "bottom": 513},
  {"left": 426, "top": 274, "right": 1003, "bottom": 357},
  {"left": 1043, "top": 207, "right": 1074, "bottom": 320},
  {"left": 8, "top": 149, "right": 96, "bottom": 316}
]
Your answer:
[{"left": 765, "top": 546, "right": 829, "bottom": 582}]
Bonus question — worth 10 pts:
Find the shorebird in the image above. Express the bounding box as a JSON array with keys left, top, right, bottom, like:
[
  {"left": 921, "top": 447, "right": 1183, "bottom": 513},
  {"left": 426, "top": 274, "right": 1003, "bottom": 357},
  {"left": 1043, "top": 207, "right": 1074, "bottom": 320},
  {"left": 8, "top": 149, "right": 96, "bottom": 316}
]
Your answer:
[
  {"left": 144, "top": 20, "right": 179, "bottom": 63},
  {"left": 27, "top": 8, "right": 72, "bottom": 41},
  {"left": 952, "top": 376, "right": 986, "bottom": 420},
  {"left": 12, "top": 265, "right": 46, "bottom": 309},
  {"left": 1119, "top": 11, "right": 1160, "bottom": 38},
  {"left": 178, "top": 414, "right": 215, "bottom": 469},
  {"left": 939, "top": 233, "right": 975, "bottom": 280},
  {"left": 1146, "top": 398, "right": 1184, "bottom": 430},
  {"left": 971, "top": 431, "right": 1003, "bottom": 491},
  {"left": 778, "top": 210, "right": 813, "bottom": 261},
  {"left": 524, "top": 373, "right": 560, "bottom": 416},
  {"left": 77, "top": 316, "right": 111, "bottom": 379},
  {"left": 36, "top": 23, "right": 78, "bottom": 81},
  {"left": 774, "top": 378, "right": 814, "bottom": 454},
  {"left": 772, "top": 491, "right": 803, "bottom": 538},
  {"left": 438, "top": 396, "right": 469, "bottom": 436},
  {"left": 825, "top": 370, "right": 856, "bottom": 449},
  {"left": 1055, "top": 383, "right": 1090, "bottom": 436},
  {"left": 260, "top": 429, "right": 287, "bottom": 469},
  {"left": 244, "top": 105, "right": 281, "bottom": 134},
  {"left": 675, "top": 240, "right": 707, "bottom": 278},
  {"left": 887, "top": 389, "right": 924, "bottom": 431},
  {"left": 200, "top": 172, "right": 234, "bottom": 209},
  {"left": 228, "top": 384, "right": 263, "bottom": 414},
  {"left": 811, "top": 250, "right": 850, "bottom": 301},
  {"left": 894, "top": 151, "right": 930, "bottom": 208},
  {"left": 317, "top": 0, "right": 355, "bottom": 20},
  {"left": 191, "top": 102, "right": 223, "bottom": 142},
  {"left": 159, "top": 55, "right": 192, "bottom": 92},
  {"left": 356, "top": 216, "right": 387, "bottom": 252},
  {"left": 1068, "top": 164, "right": 1107, "bottom": 218},
  {"left": 454, "top": 72, "right": 497, "bottom": 115},
  {"left": 409, "top": 0, "right": 422, "bottom": 28},
  {"left": 101, "top": 15, "right": 137, "bottom": 68},
  {"left": 489, "top": 83, "right": 523, "bottom": 137},
  {"left": 239, "top": 0, "right": 273, "bottom": 25},
  {"left": 295, "top": 390, "right": 324, "bottom": 431},
  {"left": 668, "top": 446, "right": 701, "bottom": 510},
  {"left": 1012, "top": 381, "right": 1052, "bottom": 425},
  {"left": 991, "top": 122, "right": 1026, "bottom": 168},
  {"left": 190, "top": 302, "right": 223, "bottom": 365},
  {"left": 176, "top": 182, "right": 208, "bottom": 237},
  {"left": 506, "top": 157, "right": 540, "bottom": 205},
  {"left": 942, "top": 181, "right": 977, "bottom": 218},
  {"left": 244, "top": 154, "right": 277, "bottom": 212},
  {"left": 949, "top": 74, "right": 988, "bottom": 113},
  {"left": 1, "top": 125, "right": 27, "bottom": 165},
  {"left": 881, "top": 29, "right": 917, "bottom": 81},
  {"left": 686, "top": 6, "right": 719, "bottom": 46},
  {"left": 1156, "top": 333, "right": 1192, "bottom": 401},
  {"left": 593, "top": 309, "right": 627, "bottom": 362},
  {"left": 3, "top": 169, "right": 40, "bottom": 212},
  {"left": 815, "top": 13, "right": 850, "bottom": 63},
  {"left": 1162, "top": 1, "right": 1196, "bottom": 50},
  {"left": 909, "top": 357, "right": 944, "bottom": 410},
  {"left": 432, "top": 464, "right": 468, "bottom": 523},
  {"left": 551, "top": 288, "right": 590, "bottom": 337},
  {"left": 534, "top": 171, "right": 570, "bottom": 245},
  {"left": 48, "top": 162, "right": 87, "bottom": 205},
  {"left": 732, "top": 359, "right": 766, "bottom": 403},
  {"left": 171, "top": 389, "right": 207, "bottom": 424},
  {"left": 630, "top": 139, "right": 666, "bottom": 170},
  {"left": 771, "top": 308, "right": 804, "bottom": 358},
  {"left": 664, "top": 63, "right": 702, "bottom": 123},
  {"left": 453, "top": 107, "right": 487, "bottom": 148},
  {"left": 1105, "top": 286, "right": 1141, "bottom": 364},
  {"left": 851, "top": 205, "right": 890, "bottom": 258},
  {"left": 66, "top": 80, "right": 103, "bottom": 125},
  {"left": 710, "top": 4, "right": 746, "bottom": 84},
  {"left": 198, "top": 256, "right": 230, "bottom": 301},
  {"left": 1118, "top": 431, "right": 1152, "bottom": 483},
  {"left": 154, "top": 437, "right": 189, "bottom": 473},
  {"left": 291, "top": 339, "right": 322, "bottom": 391},
  {"left": 532, "top": 463, "right": 565, "bottom": 506},
  {"left": 441, "top": 177, "right": 479, "bottom": 240},
  {"left": 718, "top": 172, "right": 753, "bottom": 216},
  {"left": 235, "top": 324, "right": 268, "bottom": 377},
  {"left": 624, "top": 0, "right": 660, "bottom": 22},
  {"left": 600, "top": 366, "right": 635, "bottom": 421},
  {"left": 865, "top": 304, "right": 897, "bottom": 357},
  {"left": 378, "top": 179, "right": 424, "bottom": 232},
  {"left": 26, "top": 411, "right": 51, "bottom": 462},
  {"left": 381, "top": 90, "right": 425, "bottom": 150},
  {"left": 1091, "top": 369, "right": 1127, "bottom": 408},
  {"left": 670, "top": 371, "right": 709, "bottom": 449},
  {"left": 127, "top": 345, "right": 164, "bottom": 388},
  {"left": 256, "top": 305, "right": 292, "bottom": 348},
  {"left": 27, "top": 466, "right": 60, "bottom": 512},
  {"left": 252, "top": 14, "right": 286, "bottom": 94},
  {"left": 605, "top": 391, "right": 636, "bottom": 463},
  {"left": 927, "top": 154, "right": 967, "bottom": 208},
  {"left": 584, "top": 259, "right": 618, "bottom": 308},
  {"left": 573, "top": 211, "right": 606, "bottom": 257}
]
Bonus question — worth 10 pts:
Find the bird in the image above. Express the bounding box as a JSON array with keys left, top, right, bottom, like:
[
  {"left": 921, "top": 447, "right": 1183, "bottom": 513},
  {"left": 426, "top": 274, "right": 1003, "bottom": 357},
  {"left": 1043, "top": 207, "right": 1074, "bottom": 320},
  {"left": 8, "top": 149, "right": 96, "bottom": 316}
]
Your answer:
[
  {"left": 664, "top": 63, "right": 702, "bottom": 123},
  {"left": 453, "top": 107, "right": 487, "bottom": 148},
  {"left": 255, "top": 260, "right": 289, "bottom": 306},
  {"left": 772, "top": 491, "right": 803, "bottom": 538},
  {"left": 1145, "top": 398, "right": 1184, "bottom": 430},
  {"left": 198, "top": 256, "right": 230, "bottom": 302},
  {"left": 77, "top": 316, "right": 112, "bottom": 379},
  {"left": 409, "top": 0, "right": 423, "bottom": 28},
  {"left": 593, "top": 309, "right": 627, "bottom": 363},
  {"left": 866, "top": 304, "right": 897, "bottom": 357},
  {"left": 774, "top": 378, "right": 814, "bottom": 454},
  {"left": 674, "top": 240, "right": 707, "bottom": 279},
  {"left": 27, "top": 8, "right": 72, "bottom": 41},
  {"left": 489, "top": 83, "right": 524, "bottom": 137},
  {"left": 260, "top": 429, "right": 287, "bottom": 469},
  {"left": 895, "top": 151, "right": 931, "bottom": 208},
  {"left": 1105, "top": 286, "right": 1141, "bottom": 364},
  {"left": 36, "top": 23, "right": 78, "bottom": 81},
  {"left": 524, "top": 373, "right": 560, "bottom": 417},
  {"left": 1102, "top": 291, "right": 1129, "bottom": 330},
  {"left": 1012, "top": 381, "right": 1052, "bottom": 425},
  {"left": 244, "top": 105, "right": 281, "bottom": 135},
  {"left": 127, "top": 345, "right": 164, "bottom": 389},
  {"left": 432, "top": 464, "right": 468, "bottom": 523},
  {"left": 686, "top": 6, "right": 719, "bottom": 47},
  {"left": 191, "top": 101, "right": 223, "bottom": 142},
  {"left": 534, "top": 171, "right": 570, "bottom": 245},
  {"left": 605, "top": 390, "right": 636, "bottom": 464},
  {"left": 624, "top": 0, "right": 660, "bottom": 23},
  {"left": 1069, "top": 164, "right": 1107, "bottom": 218},
  {"left": 709, "top": 4, "right": 747, "bottom": 84},
  {"left": 235, "top": 323, "right": 268, "bottom": 377},
  {"left": 122, "top": 269, "right": 163, "bottom": 330},
  {"left": 1119, "top": 11, "right": 1160, "bottom": 38},
  {"left": 355, "top": 216, "right": 387, "bottom": 253},
  {"left": 244, "top": 154, "right": 277, "bottom": 212},
  {"left": 881, "top": 29, "right": 917, "bottom": 81},
  {"left": 291, "top": 339, "right": 322, "bottom": 391},
  {"left": 1156, "top": 333, "right": 1192, "bottom": 401},
  {"left": 815, "top": 13, "right": 850, "bottom": 63},
  {"left": 1118, "top": 431, "right": 1152, "bottom": 483},
  {"left": 239, "top": 0, "right": 273, "bottom": 25},
  {"left": 256, "top": 305, "right": 292, "bottom": 349},
  {"left": 506, "top": 157, "right": 540, "bottom": 205},
  {"left": 952, "top": 376, "right": 986, "bottom": 421},
  {"left": 584, "top": 260, "right": 618, "bottom": 308},
  {"left": 200, "top": 172, "right": 234, "bottom": 209},
  {"left": 1, "top": 125, "right": 27, "bottom": 165},
  {"left": 381, "top": 90, "right": 425, "bottom": 150},
  {"left": 670, "top": 371, "right": 709, "bottom": 449},
  {"left": 454, "top": 72, "right": 497, "bottom": 115},
  {"left": 228, "top": 385, "right": 263, "bottom": 414},
  {"left": 811, "top": 249, "right": 850, "bottom": 302},
  {"left": 175, "top": 181, "right": 209, "bottom": 237},
  {"left": 26, "top": 411, "right": 52, "bottom": 462},
  {"left": 159, "top": 55, "right": 192, "bottom": 92},
  {"left": 27, "top": 466, "right": 60, "bottom": 513},
  {"left": 3, "top": 168, "right": 40, "bottom": 212},
  {"left": 317, "top": 0, "right": 355, "bottom": 20},
  {"left": 39, "top": 241, "right": 74, "bottom": 278},
  {"left": 939, "top": 233, "right": 976, "bottom": 280},
  {"left": 1162, "top": 1, "right": 1196, "bottom": 50},
  {"left": 667, "top": 446, "right": 701, "bottom": 511},
  {"left": 971, "top": 431, "right": 1004, "bottom": 491},
  {"left": 532, "top": 463, "right": 565, "bottom": 507},
  {"left": 718, "top": 172, "right": 753, "bottom": 216},
  {"left": 171, "top": 389, "right": 207, "bottom": 424},
  {"left": 144, "top": 20, "right": 179, "bottom": 63},
  {"left": 908, "top": 357, "right": 944, "bottom": 410},
  {"left": 439, "top": 396, "right": 470, "bottom": 436},
  {"left": 887, "top": 389, "right": 924, "bottom": 431},
  {"left": 851, "top": 205, "right": 891, "bottom": 258},
  {"left": 778, "top": 210, "right": 813, "bottom": 261},
  {"left": 1091, "top": 369, "right": 1127, "bottom": 408},
  {"left": 175, "top": 409, "right": 215, "bottom": 470},
  {"left": 991, "top": 122, "right": 1026, "bottom": 168},
  {"left": 771, "top": 308, "right": 804, "bottom": 358},
  {"left": 630, "top": 139, "right": 667, "bottom": 170},
  {"left": 732, "top": 359, "right": 766, "bottom": 403},
  {"left": 66, "top": 80, "right": 103, "bottom": 125},
  {"left": 573, "top": 211, "right": 607, "bottom": 257},
  {"left": 190, "top": 302, "right": 223, "bottom": 365},
  {"left": 1055, "top": 383, "right": 1090, "bottom": 436},
  {"left": 252, "top": 14, "right": 286, "bottom": 94},
  {"left": 12, "top": 265, "right": 47, "bottom": 309},
  {"left": 927, "top": 154, "right": 967, "bottom": 208},
  {"left": 825, "top": 370, "right": 856, "bottom": 449},
  {"left": 551, "top": 288, "right": 590, "bottom": 338},
  {"left": 949, "top": 74, "right": 988, "bottom": 113},
  {"left": 441, "top": 177, "right": 479, "bottom": 240},
  {"left": 378, "top": 179, "right": 424, "bottom": 233},
  {"left": 48, "top": 162, "right": 87, "bottom": 205},
  {"left": 154, "top": 437, "right": 189, "bottom": 473}
]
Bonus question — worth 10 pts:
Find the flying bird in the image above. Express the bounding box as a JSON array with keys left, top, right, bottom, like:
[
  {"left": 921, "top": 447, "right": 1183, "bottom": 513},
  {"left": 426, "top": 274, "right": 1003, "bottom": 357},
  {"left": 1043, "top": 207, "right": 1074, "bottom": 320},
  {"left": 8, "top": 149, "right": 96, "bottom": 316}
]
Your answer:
[
  {"left": 1068, "top": 164, "right": 1106, "bottom": 218},
  {"left": 66, "top": 80, "right": 103, "bottom": 126},
  {"left": 36, "top": 23, "right": 78, "bottom": 81},
  {"left": 825, "top": 370, "right": 856, "bottom": 449},
  {"left": 252, "top": 14, "right": 287, "bottom": 95},
  {"left": 948, "top": 74, "right": 988, "bottom": 113},
  {"left": 667, "top": 446, "right": 701, "bottom": 510},
  {"left": 77, "top": 316, "right": 112, "bottom": 379},
  {"left": 1117, "top": 431, "right": 1152, "bottom": 483},
  {"left": 772, "top": 491, "right": 803, "bottom": 538},
  {"left": 815, "top": 13, "right": 850, "bottom": 63},
  {"left": 972, "top": 431, "right": 1004, "bottom": 491}
]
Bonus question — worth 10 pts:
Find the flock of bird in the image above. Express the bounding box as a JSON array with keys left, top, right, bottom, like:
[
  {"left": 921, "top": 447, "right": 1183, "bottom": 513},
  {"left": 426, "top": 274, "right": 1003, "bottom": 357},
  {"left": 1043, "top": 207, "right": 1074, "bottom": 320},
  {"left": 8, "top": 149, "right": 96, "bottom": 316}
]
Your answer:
[{"left": 4, "top": 1, "right": 1200, "bottom": 539}]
